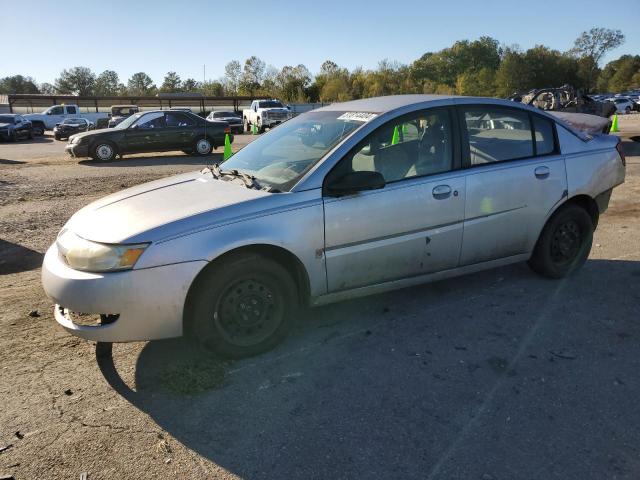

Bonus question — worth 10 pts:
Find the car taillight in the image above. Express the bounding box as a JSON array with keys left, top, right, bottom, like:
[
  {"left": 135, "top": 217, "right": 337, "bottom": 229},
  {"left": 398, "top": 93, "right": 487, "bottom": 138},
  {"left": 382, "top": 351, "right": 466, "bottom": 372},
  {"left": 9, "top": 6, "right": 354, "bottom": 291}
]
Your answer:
[
  {"left": 224, "top": 126, "right": 231, "bottom": 134},
  {"left": 616, "top": 140, "right": 626, "bottom": 166}
]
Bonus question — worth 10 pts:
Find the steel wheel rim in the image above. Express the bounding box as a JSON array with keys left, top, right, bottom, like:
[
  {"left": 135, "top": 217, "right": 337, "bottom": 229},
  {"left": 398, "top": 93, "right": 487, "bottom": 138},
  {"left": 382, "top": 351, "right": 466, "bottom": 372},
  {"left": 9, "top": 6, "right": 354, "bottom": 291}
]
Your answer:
[
  {"left": 96, "top": 144, "right": 113, "bottom": 160},
  {"left": 196, "top": 138, "right": 211, "bottom": 154},
  {"left": 550, "top": 220, "right": 581, "bottom": 264},
  {"left": 214, "top": 277, "right": 283, "bottom": 347}
]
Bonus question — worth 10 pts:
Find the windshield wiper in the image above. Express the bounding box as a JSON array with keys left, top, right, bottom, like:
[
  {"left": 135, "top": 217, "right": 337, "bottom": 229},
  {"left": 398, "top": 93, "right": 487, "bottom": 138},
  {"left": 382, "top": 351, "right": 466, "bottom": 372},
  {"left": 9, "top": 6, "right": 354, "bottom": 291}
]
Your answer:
[{"left": 204, "top": 163, "right": 265, "bottom": 190}]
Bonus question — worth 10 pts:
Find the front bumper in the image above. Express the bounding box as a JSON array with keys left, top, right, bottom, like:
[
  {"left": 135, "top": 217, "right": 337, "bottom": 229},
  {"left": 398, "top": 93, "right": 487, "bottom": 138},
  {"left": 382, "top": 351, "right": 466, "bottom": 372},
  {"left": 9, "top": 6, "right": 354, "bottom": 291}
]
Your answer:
[
  {"left": 42, "top": 243, "right": 207, "bottom": 342},
  {"left": 65, "top": 143, "right": 90, "bottom": 158}
]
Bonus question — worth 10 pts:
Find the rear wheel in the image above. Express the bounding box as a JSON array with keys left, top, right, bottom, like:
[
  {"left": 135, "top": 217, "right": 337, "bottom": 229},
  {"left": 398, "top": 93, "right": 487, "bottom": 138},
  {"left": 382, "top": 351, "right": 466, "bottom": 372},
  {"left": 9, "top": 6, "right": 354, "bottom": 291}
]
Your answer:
[
  {"left": 92, "top": 142, "right": 117, "bottom": 161},
  {"left": 244, "top": 118, "right": 250, "bottom": 132},
  {"left": 194, "top": 137, "right": 213, "bottom": 156},
  {"left": 189, "top": 254, "right": 297, "bottom": 358},
  {"left": 528, "top": 204, "right": 593, "bottom": 279},
  {"left": 54, "top": 134, "right": 61, "bottom": 141},
  {"left": 625, "top": 106, "right": 631, "bottom": 114}
]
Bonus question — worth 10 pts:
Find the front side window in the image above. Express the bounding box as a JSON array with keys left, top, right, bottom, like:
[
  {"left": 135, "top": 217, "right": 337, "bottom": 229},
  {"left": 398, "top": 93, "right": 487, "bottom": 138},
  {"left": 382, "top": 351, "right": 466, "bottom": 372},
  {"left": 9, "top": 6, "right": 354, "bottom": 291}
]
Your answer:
[
  {"left": 165, "top": 112, "right": 194, "bottom": 127},
  {"left": 50, "top": 106, "right": 64, "bottom": 115},
  {"left": 329, "top": 109, "right": 453, "bottom": 184},
  {"left": 134, "top": 112, "right": 165, "bottom": 129},
  {"left": 462, "top": 107, "right": 533, "bottom": 165}
]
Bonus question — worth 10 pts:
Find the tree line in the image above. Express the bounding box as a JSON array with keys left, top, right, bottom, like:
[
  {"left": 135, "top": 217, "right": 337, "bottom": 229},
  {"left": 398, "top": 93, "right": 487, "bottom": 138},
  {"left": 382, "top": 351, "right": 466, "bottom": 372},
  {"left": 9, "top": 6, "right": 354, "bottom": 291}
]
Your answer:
[{"left": 1, "top": 28, "right": 638, "bottom": 102}]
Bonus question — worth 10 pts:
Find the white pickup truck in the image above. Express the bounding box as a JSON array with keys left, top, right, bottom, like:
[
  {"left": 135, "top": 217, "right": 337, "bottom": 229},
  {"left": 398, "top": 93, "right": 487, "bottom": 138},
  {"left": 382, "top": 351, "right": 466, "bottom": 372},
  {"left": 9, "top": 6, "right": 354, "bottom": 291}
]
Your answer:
[
  {"left": 23, "top": 105, "right": 109, "bottom": 135},
  {"left": 243, "top": 99, "right": 292, "bottom": 133}
]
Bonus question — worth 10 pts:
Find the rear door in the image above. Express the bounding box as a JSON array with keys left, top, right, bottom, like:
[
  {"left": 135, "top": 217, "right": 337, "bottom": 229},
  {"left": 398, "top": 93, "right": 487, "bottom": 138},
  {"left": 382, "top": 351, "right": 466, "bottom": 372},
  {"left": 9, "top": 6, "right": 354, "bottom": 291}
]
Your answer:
[
  {"left": 323, "top": 107, "right": 465, "bottom": 292},
  {"left": 457, "top": 105, "right": 566, "bottom": 265}
]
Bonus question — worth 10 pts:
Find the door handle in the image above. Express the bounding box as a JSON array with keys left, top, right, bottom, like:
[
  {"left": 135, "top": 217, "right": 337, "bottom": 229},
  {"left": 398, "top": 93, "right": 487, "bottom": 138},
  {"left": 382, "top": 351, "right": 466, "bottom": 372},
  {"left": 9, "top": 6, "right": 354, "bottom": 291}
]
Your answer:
[
  {"left": 432, "top": 185, "right": 452, "bottom": 199},
  {"left": 534, "top": 166, "right": 550, "bottom": 179}
]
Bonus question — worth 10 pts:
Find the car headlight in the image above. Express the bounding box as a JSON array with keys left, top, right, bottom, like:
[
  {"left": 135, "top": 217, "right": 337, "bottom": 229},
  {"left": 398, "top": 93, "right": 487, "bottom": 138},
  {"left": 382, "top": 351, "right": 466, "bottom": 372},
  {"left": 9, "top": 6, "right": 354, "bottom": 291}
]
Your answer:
[{"left": 56, "top": 229, "right": 149, "bottom": 272}]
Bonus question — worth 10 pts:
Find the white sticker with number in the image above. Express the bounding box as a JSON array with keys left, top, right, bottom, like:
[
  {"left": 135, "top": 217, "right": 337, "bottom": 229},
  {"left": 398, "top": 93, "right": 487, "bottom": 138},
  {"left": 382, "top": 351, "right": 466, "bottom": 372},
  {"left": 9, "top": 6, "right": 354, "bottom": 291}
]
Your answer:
[{"left": 337, "top": 112, "right": 378, "bottom": 122}]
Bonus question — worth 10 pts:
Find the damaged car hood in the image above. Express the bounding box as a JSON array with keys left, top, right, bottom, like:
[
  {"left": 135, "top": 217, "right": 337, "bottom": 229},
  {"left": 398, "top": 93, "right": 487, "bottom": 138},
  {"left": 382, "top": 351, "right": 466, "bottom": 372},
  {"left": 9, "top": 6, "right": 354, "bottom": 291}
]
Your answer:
[{"left": 64, "top": 171, "right": 272, "bottom": 244}]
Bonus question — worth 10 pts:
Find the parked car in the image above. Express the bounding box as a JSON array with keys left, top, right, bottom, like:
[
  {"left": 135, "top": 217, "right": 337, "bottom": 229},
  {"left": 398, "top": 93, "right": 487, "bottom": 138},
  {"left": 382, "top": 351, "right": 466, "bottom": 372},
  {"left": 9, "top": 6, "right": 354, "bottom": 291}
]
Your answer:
[
  {"left": 23, "top": 104, "right": 109, "bottom": 135},
  {"left": 54, "top": 117, "right": 93, "bottom": 140},
  {"left": 243, "top": 99, "right": 292, "bottom": 133},
  {"left": 108, "top": 105, "right": 139, "bottom": 128},
  {"left": 606, "top": 97, "right": 635, "bottom": 114},
  {"left": 42, "top": 95, "right": 625, "bottom": 358},
  {"left": 513, "top": 85, "right": 616, "bottom": 117},
  {"left": 64, "top": 110, "right": 231, "bottom": 161},
  {"left": 0, "top": 114, "right": 33, "bottom": 141},
  {"left": 207, "top": 110, "right": 243, "bottom": 134}
]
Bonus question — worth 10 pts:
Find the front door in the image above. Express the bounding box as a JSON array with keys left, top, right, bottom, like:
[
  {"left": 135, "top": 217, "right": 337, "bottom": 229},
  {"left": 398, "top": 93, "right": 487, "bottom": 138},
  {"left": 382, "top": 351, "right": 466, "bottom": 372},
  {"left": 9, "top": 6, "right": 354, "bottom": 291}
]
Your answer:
[
  {"left": 457, "top": 105, "right": 567, "bottom": 265},
  {"left": 323, "top": 107, "right": 465, "bottom": 292},
  {"left": 121, "top": 111, "right": 165, "bottom": 154}
]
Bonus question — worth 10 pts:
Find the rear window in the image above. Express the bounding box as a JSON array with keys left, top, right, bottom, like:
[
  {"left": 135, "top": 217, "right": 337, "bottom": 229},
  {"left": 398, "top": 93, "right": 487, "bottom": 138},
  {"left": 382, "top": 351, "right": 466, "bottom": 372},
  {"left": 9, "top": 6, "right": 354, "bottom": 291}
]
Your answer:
[
  {"left": 259, "top": 101, "right": 284, "bottom": 108},
  {"left": 532, "top": 115, "right": 555, "bottom": 155},
  {"left": 463, "top": 107, "right": 533, "bottom": 165}
]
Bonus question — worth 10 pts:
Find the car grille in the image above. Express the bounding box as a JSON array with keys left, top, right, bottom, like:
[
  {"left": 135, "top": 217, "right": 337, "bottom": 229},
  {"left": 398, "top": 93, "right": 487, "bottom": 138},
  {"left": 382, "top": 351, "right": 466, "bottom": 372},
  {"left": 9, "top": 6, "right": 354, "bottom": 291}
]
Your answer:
[{"left": 267, "top": 112, "right": 288, "bottom": 121}]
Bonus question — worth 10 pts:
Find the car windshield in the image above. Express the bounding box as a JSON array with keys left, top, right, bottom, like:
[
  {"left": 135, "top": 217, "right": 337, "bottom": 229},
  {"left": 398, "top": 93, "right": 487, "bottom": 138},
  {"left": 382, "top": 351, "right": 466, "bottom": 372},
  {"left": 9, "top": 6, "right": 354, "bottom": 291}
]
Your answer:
[
  {"left": 114, "top": 113, "right": 143, "bottom": 129},
  {"left": 113, "top": 107, "right": 136, "bottom": 116},
  {"left": 220, "top": 110, "right": 369, "bottom": 190},
  {"left": 214, "top": 111, "right": 237, "bottom": 117},
  {"left": 0, "top": 116, "right": 15, "bottom": 123},
  {"left": 258, "top": 101, "right": 284, "bottom": 108}
]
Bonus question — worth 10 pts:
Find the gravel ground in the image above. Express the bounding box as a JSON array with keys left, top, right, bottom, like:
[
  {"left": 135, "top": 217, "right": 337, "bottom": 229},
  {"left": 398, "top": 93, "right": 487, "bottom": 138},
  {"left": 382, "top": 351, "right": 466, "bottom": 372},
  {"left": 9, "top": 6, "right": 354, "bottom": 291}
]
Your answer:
[{"left": 1, "top": 118, "right": 639, "bottom": 479}]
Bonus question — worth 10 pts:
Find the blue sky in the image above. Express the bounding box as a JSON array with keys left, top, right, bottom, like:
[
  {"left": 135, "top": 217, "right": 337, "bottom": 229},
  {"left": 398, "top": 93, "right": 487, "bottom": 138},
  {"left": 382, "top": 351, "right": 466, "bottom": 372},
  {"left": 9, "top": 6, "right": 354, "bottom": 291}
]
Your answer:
[{"left": 2, "top": 0, "right": 639, "bottom": 85}]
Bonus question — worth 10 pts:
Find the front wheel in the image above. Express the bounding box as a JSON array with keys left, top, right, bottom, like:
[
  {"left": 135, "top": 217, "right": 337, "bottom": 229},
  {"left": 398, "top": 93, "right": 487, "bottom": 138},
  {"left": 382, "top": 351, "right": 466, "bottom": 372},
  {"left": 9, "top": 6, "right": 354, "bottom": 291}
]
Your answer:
[
  {"left": 528, "top": 204, "right": 593, "bottom": 279},
  {"left": 193, "top": 137, "right": 213, "bottom": 156},
  {"left": 92, "top": 142, "right": 117, "bottom": 161},
  {"left": 189, "top": 254, "right": 297, "bottom": 358},
  {"left": 32, "top": 124, "right": 45, "bottom": 136}
]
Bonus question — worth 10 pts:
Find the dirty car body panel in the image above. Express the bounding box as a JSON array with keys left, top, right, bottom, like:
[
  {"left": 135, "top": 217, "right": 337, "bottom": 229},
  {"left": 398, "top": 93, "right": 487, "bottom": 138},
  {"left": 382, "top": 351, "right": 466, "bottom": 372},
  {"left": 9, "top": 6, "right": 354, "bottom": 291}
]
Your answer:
[{"left": 42, "top": 95, "right": 625, "bottom": 343}]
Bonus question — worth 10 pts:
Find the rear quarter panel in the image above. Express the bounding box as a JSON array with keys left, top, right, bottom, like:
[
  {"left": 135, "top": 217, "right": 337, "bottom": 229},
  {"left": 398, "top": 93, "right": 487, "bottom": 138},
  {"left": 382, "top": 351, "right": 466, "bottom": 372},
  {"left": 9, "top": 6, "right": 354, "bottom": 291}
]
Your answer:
[{"left": 559, "top": 126, "right": 625, "bottom": 199}]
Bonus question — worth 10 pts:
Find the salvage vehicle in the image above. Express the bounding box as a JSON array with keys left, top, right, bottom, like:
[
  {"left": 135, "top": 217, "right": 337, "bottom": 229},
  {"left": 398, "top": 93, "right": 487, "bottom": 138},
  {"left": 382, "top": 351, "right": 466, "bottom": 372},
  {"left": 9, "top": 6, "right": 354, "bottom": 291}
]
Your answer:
[
  {"left": 64, "top": 110, "right": 231, "bottom": 161},
  {"left": 512, "top": 86, "right": 616, "bottom": 118},
  {"left": 0, "top": 114, "right": 33, "bottom": 141},
  {"left": 108, "top": 105, "right": 139, "bottom": 128},
  {"left": 54, "top": 117, "right": 93, "bottom": 140},
  {"left": 23, "top": 104, "right": 109, "bottom": 135},
  {"left": 605, "top": 97, "right": 635, "bottom": 114},
  {"left": 42, "top": 95, "right": 626, "bottom": 358},
  {"left": 207, "top": 110, "right": 243, "bottom": 134},
  {"left": 243, "top": 99, "right": 292, "bottom": 133}
]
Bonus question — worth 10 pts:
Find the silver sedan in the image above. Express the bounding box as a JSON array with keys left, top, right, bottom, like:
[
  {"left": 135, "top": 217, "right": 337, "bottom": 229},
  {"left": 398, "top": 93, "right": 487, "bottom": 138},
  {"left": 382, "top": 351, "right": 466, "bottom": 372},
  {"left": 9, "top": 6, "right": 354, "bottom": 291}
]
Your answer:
[{"left": 41, "top": 95, "right": 626, "bottom": 358}]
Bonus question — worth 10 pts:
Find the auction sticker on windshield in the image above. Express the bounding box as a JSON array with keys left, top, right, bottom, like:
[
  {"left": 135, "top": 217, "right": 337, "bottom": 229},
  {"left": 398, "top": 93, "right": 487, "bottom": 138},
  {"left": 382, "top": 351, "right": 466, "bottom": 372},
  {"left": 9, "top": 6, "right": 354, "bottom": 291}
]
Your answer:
[{"left": 337, "top": 112, "right": 378, "bottom": 122}]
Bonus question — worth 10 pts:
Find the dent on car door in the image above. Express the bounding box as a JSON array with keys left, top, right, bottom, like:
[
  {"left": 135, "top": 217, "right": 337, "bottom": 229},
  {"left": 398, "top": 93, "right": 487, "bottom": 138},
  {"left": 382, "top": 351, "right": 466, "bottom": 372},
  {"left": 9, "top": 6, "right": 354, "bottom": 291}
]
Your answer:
[
  {"left": 323, "top": 107, "right": 465, "bottom": 292},
  {"left": 458, "top": 106, "right": 567, "bottom": 265}
]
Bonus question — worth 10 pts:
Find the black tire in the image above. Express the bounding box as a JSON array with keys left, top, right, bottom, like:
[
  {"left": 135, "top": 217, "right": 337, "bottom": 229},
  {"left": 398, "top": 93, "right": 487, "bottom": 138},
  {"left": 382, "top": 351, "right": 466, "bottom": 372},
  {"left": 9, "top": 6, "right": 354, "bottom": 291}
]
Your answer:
[
  {"left": 188, "top": 254, "right": 298, "bottom": 358},
  {"left": 8, "top": 130, "right": 16, "bottom": 142},
  {"left": 32, "top": 123, "right": 45, "bottom": 136},
  {"left": 244, "top": 118, "right": 250, "bottom": 133},
  {"left": 259, "top": 125, "right": 266, "bottom": 134},
  {"left": 193, "top": 136, "right": 213, "bottom": 156},
  {"left": 528, "top": 204, "right": 593, "bottom": 279},
  {"left": 625, "top": 106, "right": 631, "bottom": 114},
  {"left": 28, "top": 130, "right": 33, "bottom": 140},
  {"left": 54, "top": 135, "right": 61, "bottom": 141},
  {"left": 91, "top": 141, "right": 117, "bottom": 162}
]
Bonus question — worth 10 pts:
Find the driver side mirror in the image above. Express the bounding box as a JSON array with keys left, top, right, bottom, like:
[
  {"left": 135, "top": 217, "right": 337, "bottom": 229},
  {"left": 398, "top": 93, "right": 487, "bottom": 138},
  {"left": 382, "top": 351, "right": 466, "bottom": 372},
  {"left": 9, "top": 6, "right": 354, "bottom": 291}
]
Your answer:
[{"left": 325, "top": 171, "right": 385, "bottom": 197}]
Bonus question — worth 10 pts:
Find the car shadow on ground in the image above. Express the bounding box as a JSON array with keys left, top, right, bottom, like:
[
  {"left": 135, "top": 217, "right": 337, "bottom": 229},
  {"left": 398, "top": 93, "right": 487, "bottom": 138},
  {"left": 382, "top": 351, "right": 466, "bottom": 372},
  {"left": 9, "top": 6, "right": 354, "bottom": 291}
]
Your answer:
[
  {"left": 98, "top": 258, "right": 640, "bottom": 479},
  {"left": 78, "top": 152, "right": 224, "bottom": 168},
  {"left": 0, "top": 239, "right": 43, "bottom": 275}
]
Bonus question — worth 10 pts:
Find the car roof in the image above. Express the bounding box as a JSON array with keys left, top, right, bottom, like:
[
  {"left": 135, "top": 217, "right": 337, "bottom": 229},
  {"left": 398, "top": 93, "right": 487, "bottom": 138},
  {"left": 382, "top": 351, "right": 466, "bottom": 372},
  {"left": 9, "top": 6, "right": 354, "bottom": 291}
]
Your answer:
[{"left": 316, "top": 94, "right": 531, "bottom": 114}]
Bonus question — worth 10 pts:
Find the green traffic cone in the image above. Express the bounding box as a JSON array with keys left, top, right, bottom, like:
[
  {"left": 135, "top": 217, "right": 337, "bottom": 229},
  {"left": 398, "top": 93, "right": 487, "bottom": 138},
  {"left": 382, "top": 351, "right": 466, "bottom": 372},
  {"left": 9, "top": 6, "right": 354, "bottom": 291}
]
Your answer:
[
  {"left": 391, "top": 125, "right": 400, "bottom": 145},
  {"left": 610, "top": 113, "right": 619, "bottom": 133},
  {"left": 252, "top": 122, "right": 258, "bottom": 135},
  {"left": 223, "top": 133, "right": 232, "bottom": 161}
]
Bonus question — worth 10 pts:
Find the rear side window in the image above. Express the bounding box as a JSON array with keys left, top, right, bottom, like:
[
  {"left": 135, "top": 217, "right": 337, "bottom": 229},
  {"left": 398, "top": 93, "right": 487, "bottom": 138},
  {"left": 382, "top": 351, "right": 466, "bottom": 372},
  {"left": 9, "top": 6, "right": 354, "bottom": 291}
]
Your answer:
[
  {"left": 66, "top": 106, "right": 77, "bottom": 114},
  {"left": 462, "top": 107, "right": 533, "bottom": 165},
  {"left": 165, "top": 112, "right": 194, "bottom": 127},
  {"left": 532, "top": 115, "right": 555, "bottom": 155}
]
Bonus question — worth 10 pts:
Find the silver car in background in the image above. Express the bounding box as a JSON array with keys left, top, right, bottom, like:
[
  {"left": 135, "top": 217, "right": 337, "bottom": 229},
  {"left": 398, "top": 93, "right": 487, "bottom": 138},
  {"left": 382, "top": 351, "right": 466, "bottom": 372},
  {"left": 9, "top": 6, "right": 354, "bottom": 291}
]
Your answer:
[{"left": 41, "top": 95, "right": 626, "bottom": 358}]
